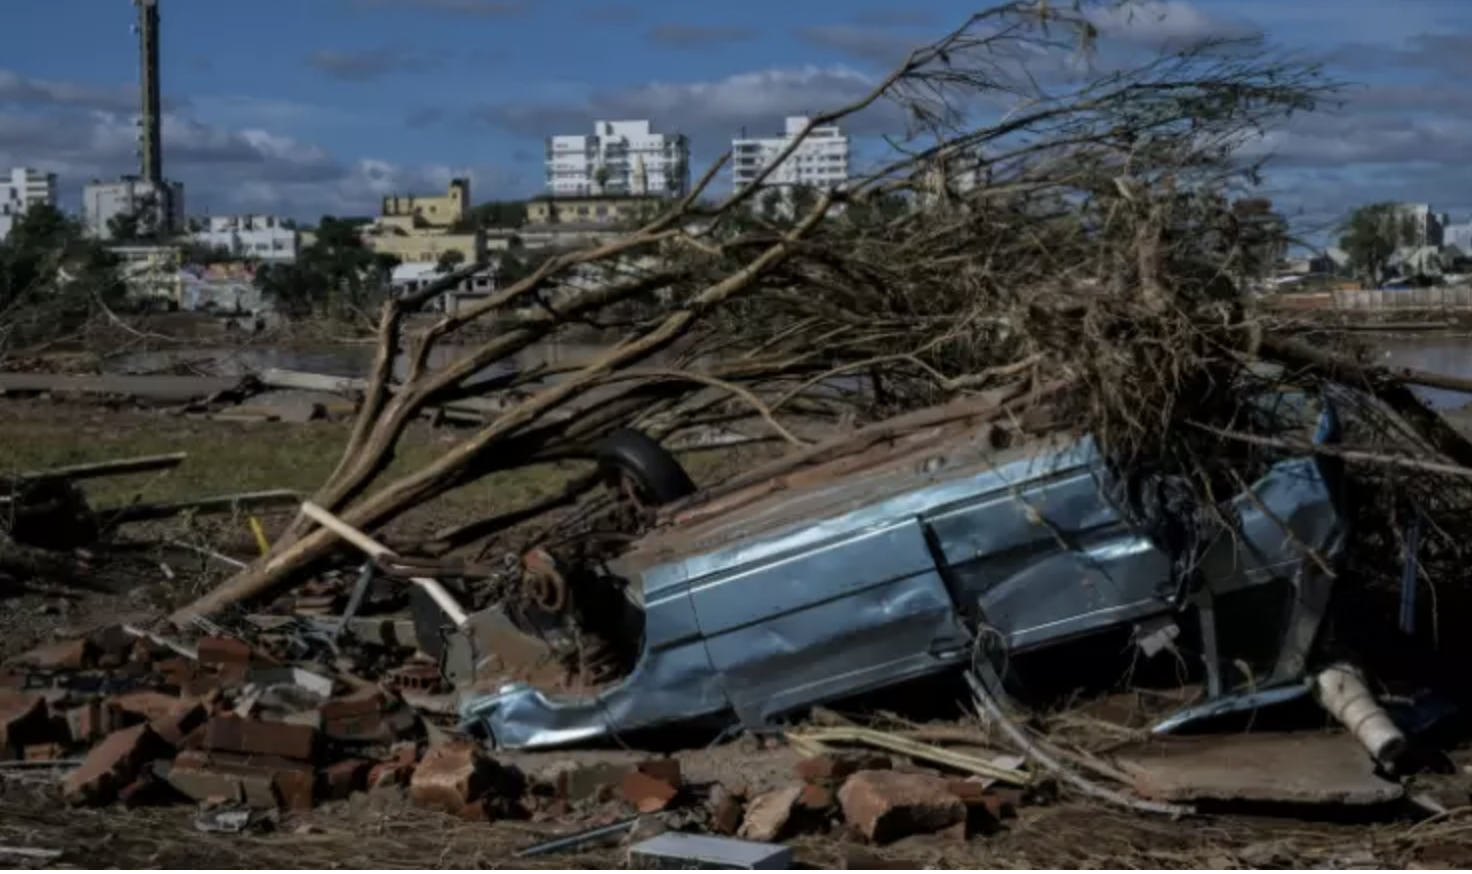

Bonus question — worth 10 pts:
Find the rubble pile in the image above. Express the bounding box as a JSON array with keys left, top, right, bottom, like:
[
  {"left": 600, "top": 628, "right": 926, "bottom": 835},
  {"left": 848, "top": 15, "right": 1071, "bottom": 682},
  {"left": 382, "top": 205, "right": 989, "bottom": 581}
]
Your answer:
[{"left": 0, "top": 624, "right": 1051, "bottom": 856}]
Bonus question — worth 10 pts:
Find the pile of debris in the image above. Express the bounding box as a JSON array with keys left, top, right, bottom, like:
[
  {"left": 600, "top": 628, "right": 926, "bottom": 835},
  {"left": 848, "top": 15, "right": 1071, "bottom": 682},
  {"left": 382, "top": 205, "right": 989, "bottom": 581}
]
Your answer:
[{"left": 0, "top": 621, "right": 1050, "bottom": 861}]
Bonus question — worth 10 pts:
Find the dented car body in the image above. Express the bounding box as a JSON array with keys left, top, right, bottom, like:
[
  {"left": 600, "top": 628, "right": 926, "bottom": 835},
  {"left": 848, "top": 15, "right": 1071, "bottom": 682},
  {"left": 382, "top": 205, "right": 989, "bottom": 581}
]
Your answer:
[{"left": 459, "top": 393, "right": 1347, "bottom": 750}]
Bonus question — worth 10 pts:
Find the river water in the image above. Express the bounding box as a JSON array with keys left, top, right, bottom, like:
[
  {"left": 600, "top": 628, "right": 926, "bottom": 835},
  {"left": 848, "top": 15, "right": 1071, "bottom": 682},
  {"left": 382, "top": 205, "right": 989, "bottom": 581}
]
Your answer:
[{"left": 1373, "top": 337, "right": 1472, "bottom": 409}]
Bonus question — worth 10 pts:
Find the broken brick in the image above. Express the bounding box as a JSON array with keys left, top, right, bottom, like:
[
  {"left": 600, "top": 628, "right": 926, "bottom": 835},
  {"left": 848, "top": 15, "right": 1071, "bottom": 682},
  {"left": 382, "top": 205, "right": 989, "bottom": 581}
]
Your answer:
[
  {"left": 837, "top": 771, "right": 966, "bottom": 844},
  {"left": 318, "top": 690, "right": 411, "bottom": 742},
  {"left": 166, "top": 750, "right": 314, "bottom": 810},
  {"left": 0, "top": 691, "right": 52, "bottom": 750},
  {"left": 63, "top": 724, "right": 172, "bottom": 806},
  {"left": 109, "top": 691, "right": 181, "bottom": 722},
  {"left": 64, "top": 701, "right": 118, "bottom": 744},
  {"left": 368, "top": 746, "right": 419, "bottom": 789},
  {"left": 798, "top": 782, "right": 835, "bottom": 811},
  {"left": 710, "top": 785, "right": 744, "bottom": 836},
  {"left": 153, "top": 657, "right": 195, "bottom": 686},
  {"left": 203, "top": 715, "right": 317, "bottom": 762},
  {"left": 320, "top": 759, "right": 370, "bottom": 800},
  {"left": 635, "top": 758, "right": 683, "bottom": 789},
  {"left": 196, "top": 636, "right": 252, "bottom": 666},
  {"left": 149, "top": 702, "right": 208, "bottom": 747},
  {"left": 409, "top": 741, "right": 493, "bottom": 815},
  {"left": 13, "top": 639, "right": 91, "bottom": 671},
  {"left": 739, "top": 784, "right": 803, "bottom": 842},
  {"left": 547, "top": 760, "right": 633, "bottom": 803},
  {"left": 620, "top": 769, "right": 679, "bottom": 813}
]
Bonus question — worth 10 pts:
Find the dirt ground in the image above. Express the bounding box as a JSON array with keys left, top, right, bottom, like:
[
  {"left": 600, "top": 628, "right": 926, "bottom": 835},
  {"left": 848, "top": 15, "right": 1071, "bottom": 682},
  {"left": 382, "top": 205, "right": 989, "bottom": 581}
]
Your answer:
[{"left": 2, "top": 399, "right": 1471, "bottom": 869}]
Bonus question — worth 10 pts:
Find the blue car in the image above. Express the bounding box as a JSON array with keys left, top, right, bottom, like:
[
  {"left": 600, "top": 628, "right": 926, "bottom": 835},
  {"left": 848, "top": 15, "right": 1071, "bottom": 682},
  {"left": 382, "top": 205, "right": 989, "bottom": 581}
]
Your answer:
[{"left": 460, "top": 391, "right": 1346, "bottom": 749}]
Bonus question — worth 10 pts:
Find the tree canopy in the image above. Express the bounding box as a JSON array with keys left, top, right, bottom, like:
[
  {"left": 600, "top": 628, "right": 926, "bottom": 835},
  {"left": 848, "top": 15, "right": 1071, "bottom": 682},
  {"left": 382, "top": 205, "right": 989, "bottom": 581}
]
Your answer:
[{"left": 253, "top": 215, "right": 399, "bottom": 319}]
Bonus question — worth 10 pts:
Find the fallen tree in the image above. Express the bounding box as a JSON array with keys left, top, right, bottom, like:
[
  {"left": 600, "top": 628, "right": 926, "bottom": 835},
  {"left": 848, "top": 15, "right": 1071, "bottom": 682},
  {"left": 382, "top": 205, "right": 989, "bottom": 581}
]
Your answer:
[{"left": 170, "top": 0, "right": 1472, "bottom": 639}]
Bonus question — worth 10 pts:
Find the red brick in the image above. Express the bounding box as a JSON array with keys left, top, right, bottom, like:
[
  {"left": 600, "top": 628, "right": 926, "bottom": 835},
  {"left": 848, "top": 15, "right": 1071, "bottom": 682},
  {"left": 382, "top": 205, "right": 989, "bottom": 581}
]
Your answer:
[
  {"left": 203, "top": 715, "right": 317, "bottom": 762},
  {"left": 166, "top": 750, "right": 314, "bottom": 810},
  {"left": 196, "top": 636, "right": 252, "bottom": 666},
  {"left": 318, "top": 691, "right": 411, "bottom": 742},
  {"left": 320, "top": 759, "right": 370, "bottom": 800},
  {"left": 0, "top": 691, "right": 51, "bottom": 750},
  {"left": 119, "top": 770, "right": 176, "bottom": 808},
  {"left": 63, "top": 724, "right": 172, "bottom": 806},
  {"left": 153, "top": 657, "right": 195, "bottom": 685},
  {"left": 620, "top": 770, "right": 678, "bottom": 813},
  {"left": 149, "top": 701, "right": 207, "bottom": 746},
  {"left": 13, "top": 639, "right": 91, "bottom": 671},
  {"left": 635, "top": 758, "right": 683, "bottom": 789},
  {"left": 837, "top": 771, "right": 966, "bottom": 844},
  {"left": 109, "top": 691, "right": 181, "bottom": 722},
  {"left": 798, "top": 782, "right": 835, "bottom": 811},
  {"left": 64, "top": 701, "right": 117, "bottom": 744},
  {"left": 409, "top": 741, "right": 492, "bottom": 815}
]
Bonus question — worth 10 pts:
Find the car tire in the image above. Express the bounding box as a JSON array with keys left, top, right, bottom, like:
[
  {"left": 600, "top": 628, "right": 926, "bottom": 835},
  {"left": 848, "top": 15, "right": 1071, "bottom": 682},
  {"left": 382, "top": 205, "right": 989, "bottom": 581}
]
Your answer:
[{"left": 594, "top": 428, "right": 697, "bottom": 507}]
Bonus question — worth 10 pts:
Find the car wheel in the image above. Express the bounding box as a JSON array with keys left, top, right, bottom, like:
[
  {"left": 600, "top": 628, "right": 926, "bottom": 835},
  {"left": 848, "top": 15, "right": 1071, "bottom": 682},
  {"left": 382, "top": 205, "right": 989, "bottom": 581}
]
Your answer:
[{"left": 594, "top": 428, "right": 697, "bottom": 507}]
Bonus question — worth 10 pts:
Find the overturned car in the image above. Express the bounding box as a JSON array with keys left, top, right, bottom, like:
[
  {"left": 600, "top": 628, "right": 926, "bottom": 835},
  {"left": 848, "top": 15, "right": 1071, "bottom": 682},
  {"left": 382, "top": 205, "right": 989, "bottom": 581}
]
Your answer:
[{"left": 456, "top": 388, "right": 1348, "bottom": 750}]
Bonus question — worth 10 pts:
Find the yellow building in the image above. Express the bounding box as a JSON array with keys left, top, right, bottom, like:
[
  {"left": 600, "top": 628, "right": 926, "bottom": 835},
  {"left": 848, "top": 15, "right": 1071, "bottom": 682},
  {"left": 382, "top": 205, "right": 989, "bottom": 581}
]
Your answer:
[
  {"left": 360, "top": 177, "right": 499, "bottom": 263},
  {"left": 380, "top": 178, "right": 469, "bottom": 228},
  {"left": 525, "top": 194, "right": 667, "bottom": 226}
]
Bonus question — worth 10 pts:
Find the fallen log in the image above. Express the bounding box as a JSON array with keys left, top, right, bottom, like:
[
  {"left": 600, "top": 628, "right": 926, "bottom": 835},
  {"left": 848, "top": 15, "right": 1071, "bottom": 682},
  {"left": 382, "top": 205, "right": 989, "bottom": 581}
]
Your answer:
[
  {"left": 4, "top": 453, "right": 186, "bottom": 484},
  {"left": 97, "top": 488, "right": 302, "bottom": 526}
]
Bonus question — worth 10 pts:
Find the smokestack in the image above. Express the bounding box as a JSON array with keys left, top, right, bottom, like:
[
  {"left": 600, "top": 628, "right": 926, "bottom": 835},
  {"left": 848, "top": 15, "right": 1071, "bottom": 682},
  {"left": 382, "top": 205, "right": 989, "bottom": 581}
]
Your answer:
[{"left": 136, "top": 0, "right": 162, "bottom": 184}]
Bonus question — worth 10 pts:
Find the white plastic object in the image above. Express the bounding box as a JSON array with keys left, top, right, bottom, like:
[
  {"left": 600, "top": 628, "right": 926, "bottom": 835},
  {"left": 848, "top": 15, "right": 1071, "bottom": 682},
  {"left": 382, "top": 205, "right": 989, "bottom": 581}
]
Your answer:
[{"left": 1314, "top": 662, "right": 1406, "bottom": 764}]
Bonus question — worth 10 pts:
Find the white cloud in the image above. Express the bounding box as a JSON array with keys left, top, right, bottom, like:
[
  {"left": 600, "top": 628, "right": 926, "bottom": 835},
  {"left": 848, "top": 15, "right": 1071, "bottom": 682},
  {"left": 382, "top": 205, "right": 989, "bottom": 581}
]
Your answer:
[{"left": 0, "top": 69, "right": 495, "bottom": 218}]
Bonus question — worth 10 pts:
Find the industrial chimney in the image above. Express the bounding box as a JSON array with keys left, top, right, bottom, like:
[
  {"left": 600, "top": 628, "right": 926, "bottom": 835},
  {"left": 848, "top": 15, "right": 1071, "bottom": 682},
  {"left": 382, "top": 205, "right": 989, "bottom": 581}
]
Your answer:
[{"left": 135, "top": 0, "right": 162, "bottom": 184}]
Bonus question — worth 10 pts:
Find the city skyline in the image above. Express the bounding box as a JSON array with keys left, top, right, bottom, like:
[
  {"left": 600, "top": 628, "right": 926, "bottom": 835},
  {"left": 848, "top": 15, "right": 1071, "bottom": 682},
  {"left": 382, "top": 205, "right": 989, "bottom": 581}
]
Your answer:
[{"left": 0, "top": 0, "right": 1468, "bottom": 220}]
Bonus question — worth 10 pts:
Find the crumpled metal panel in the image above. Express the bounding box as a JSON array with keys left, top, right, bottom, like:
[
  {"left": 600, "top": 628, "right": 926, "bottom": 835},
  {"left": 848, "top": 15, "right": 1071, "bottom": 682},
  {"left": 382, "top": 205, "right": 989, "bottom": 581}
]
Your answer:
[{"left": 459, "top": 423, "right": 1347, "bottom": 751}]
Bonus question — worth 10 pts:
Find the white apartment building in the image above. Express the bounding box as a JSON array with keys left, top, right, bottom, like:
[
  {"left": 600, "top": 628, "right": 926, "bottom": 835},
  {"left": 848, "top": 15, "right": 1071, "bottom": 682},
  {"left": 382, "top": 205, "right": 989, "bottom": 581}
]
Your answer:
[
  {"left": 190, "top": 215, "right": 298, "bottom": 262},
  {"left": 0, "top": 167, "right": 59, "bottom": 242},
  {"left": 82, "top": 176, "right": 185, "bottom": 240},
  {"left": 1389, "top": 203, "right": 1445, "bottom": 249},
  {"left": 731, "top": 116, "right": 850, "bottom": 193},
  {"left": 545, "top": 120, "right": 691, "bottom": 198}
]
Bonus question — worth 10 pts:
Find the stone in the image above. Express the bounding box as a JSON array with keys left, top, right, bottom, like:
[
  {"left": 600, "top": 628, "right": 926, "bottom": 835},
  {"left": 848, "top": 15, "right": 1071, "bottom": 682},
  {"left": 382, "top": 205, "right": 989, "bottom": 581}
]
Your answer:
[
  {"left": 738, "top": 784, "right": 803, "bottom": 842},
  {"left": 837, "top": 770, "right": 966, "bottom": 844}
]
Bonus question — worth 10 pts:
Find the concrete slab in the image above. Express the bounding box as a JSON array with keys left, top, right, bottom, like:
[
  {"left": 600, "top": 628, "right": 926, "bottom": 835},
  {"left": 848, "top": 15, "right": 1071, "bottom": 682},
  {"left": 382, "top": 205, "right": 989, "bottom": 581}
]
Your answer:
[{"left": 1113, "top": 732, "right": 1403, "bottom": 806}]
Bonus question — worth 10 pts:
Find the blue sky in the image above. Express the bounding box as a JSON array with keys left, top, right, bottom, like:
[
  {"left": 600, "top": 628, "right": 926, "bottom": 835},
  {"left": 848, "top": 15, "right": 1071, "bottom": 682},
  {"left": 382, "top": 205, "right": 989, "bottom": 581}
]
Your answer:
[{"left": 2, "top": 0, "right": 1471, "bottom": 227}]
